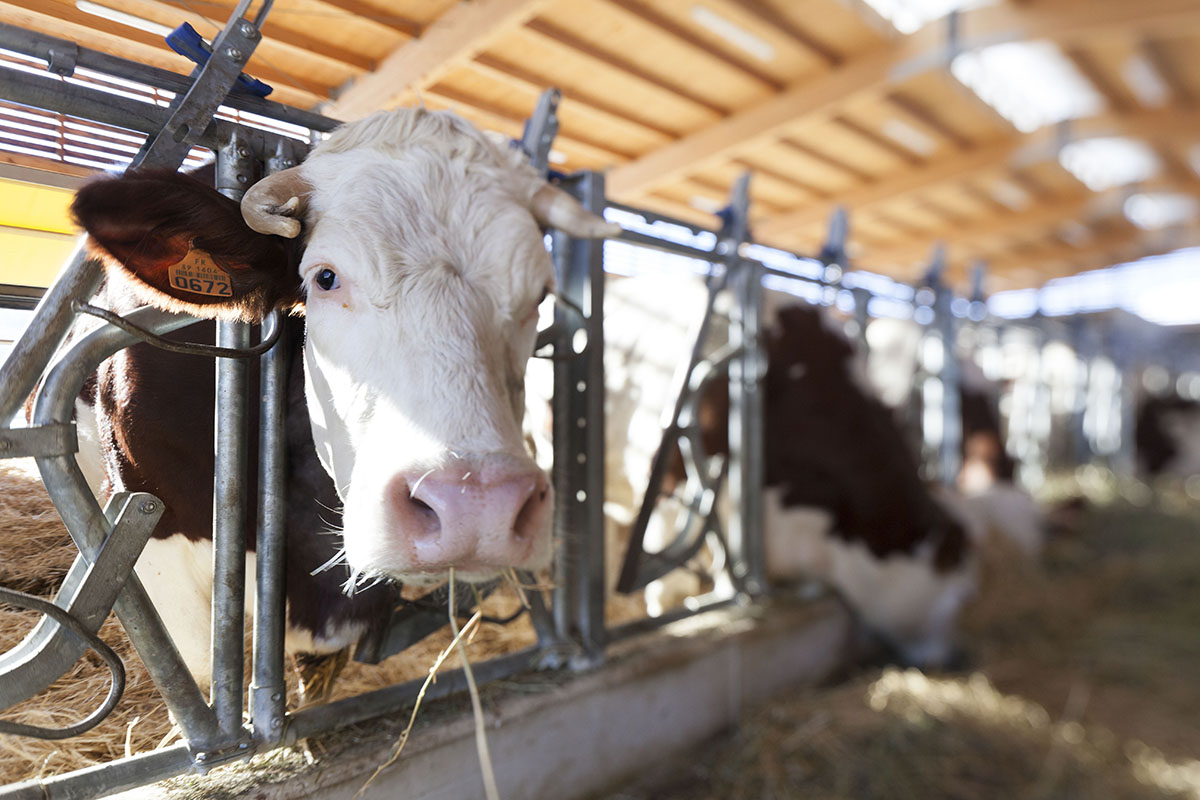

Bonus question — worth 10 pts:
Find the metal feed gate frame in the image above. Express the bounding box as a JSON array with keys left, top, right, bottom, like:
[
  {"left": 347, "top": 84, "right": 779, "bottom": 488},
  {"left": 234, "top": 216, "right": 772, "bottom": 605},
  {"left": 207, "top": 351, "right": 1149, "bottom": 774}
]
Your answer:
[
  {"left": 0, "top": 7, "right": 771, "bottom": 795},
  {"left": 0, "top": 12, "right": 612, "bottom": 800},
  {"left": 0, "top": 8, "right": 1126, "bottom": 793}
]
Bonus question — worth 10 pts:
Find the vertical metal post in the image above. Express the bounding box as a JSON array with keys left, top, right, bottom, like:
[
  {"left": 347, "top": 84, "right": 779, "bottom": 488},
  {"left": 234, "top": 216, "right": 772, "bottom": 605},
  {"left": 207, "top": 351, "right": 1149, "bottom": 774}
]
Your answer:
[
  {"left": 250, "top": 142, "right": 295, "bottom": 746},
  {"left": 211, "top": 130, "right": 254, "bottom": 736},
  {"left": 933, "top": 282, "right": 962, "bottom": 486},
  {"left": 550, "top": 171, "right": 607, "bottom": 662},
  {"left": 728, "top": 261, "right": 765, "bottom": 596},
  {"left": 0, "top": 246, "right": 103, "bottom": 425},
  {"left": 723, "top": 173, "right": 765, "bottom": 596},
  {"left": 250, "top": 319, "right": 286, "bottom": 744}
]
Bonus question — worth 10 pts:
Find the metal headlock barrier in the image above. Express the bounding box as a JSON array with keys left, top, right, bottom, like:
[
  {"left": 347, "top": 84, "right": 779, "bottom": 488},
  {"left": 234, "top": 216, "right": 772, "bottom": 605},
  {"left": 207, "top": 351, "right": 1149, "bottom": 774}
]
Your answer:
[{"left": 0, "top": 6, "right": 1188, "bottom": 796}]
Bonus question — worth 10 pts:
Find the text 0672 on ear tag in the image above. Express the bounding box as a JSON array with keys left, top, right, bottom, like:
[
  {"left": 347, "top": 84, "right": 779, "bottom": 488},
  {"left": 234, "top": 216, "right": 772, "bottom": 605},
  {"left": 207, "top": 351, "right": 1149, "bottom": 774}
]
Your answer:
[{"left": 168, "top": 249, "right": 234, "bottom": 297}]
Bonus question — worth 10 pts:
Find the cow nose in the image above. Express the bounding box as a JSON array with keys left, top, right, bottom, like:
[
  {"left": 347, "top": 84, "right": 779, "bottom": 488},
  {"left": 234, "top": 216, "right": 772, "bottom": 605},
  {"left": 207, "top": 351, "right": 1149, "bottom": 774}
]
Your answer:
[{"left": 391, "top": 463, "right": 551, "bottom": 573}]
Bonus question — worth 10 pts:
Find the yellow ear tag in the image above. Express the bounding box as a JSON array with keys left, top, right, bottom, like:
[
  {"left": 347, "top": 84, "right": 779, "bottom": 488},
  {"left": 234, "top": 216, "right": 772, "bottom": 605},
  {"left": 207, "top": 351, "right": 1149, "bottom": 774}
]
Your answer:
[{"left": 167, "top": 248, "right": 234, "bottom": 297}]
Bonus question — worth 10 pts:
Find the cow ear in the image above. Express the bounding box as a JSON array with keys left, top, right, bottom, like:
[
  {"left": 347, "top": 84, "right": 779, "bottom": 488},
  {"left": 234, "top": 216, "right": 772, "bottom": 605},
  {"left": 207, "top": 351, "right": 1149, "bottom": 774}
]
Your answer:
[{"left": 71, "top": 169, "right": 300, "bottom": 321}]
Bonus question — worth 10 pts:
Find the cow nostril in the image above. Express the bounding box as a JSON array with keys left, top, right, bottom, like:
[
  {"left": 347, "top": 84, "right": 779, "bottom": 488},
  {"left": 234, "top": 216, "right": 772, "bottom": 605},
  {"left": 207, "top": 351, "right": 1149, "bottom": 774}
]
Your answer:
[{"left": 514, "top": 483, "right": 549, "bottom": 542}]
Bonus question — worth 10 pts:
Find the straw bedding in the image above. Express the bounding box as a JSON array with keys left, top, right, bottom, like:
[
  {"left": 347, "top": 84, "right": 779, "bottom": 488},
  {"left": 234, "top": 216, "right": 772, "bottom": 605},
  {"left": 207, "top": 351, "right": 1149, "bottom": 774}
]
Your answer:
[
  {"left": 602, "top": 480, "right": 1200, "bottom": 800},
  {"left": 0, "top": 459, "right": 538, "bottom": 785}
]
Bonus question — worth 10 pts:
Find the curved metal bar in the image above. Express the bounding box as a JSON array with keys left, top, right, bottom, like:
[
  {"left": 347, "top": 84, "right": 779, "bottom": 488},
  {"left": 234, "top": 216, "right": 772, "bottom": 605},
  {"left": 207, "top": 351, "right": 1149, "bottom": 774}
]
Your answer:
[
  {"left": 26, "top": 306, "right": 224, "bottom": 749},
  {"left": 0, "top": 586, "right": 125, "bottom": 740},
  {"left": 73, "top": 303, "right": 283, "bottom": 359}
]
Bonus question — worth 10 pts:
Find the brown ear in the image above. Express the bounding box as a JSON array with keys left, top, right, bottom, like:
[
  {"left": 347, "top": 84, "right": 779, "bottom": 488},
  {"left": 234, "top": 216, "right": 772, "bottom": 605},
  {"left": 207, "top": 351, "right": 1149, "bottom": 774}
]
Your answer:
[{"left": 72, "top": 169, "right": 301, "bottom": 321}]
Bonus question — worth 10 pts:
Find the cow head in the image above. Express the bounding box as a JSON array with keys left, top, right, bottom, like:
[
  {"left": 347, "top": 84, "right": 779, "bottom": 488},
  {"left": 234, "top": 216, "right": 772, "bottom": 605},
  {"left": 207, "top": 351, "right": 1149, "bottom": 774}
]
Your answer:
[{"left": 73, "top": 108, "right": 619, "bottom": 586}]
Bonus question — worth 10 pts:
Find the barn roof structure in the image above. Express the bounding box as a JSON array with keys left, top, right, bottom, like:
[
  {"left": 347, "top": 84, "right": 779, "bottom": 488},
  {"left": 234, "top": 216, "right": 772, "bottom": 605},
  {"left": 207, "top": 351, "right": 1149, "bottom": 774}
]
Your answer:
[{"left": 1, "top": 0, "right": 1198, "bottom": 291}]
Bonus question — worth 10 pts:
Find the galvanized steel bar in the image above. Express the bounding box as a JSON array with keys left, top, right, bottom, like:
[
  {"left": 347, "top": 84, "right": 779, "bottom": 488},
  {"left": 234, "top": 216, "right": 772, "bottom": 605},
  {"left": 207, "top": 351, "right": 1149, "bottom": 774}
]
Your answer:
[
  {"left": 135, "top": 0, "right": 261, "bottom": 166},
  {"left": 0, "top": 22, "right": 337, "bottom": 132},
  {"left": 209, "top": 133, "right": 254, "bottom": 736},
  {"left": 933, "top": 282, "right": 962, "bottom": 486},
  {"left": 0, "top": 244, "right": 101, "bottom": 426},
  {"left": 285, "top": 648, "right": 543, "bottom": 744},
  {"left": 550, "top": 171, "right": 608, "bottom": 662},
  {"left": 20, "top": 307, "right": 223, "bottom": 749},
  {"left": 250, "top": 144, "right": 295, "bottom": 747},
  {"left": 719, "top": 173, "right": 765, "bottom": 595},
  {"left": 0, "top": 744, "right": 194, "bottom": 800},
  {"left": 210, "top": 323, "right": 250, "bottom": 735}
]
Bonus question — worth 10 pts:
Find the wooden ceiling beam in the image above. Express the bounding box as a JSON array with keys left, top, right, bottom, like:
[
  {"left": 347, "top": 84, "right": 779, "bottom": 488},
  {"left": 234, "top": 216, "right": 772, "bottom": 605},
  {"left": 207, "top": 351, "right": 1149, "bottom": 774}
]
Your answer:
[
  {"left": 880, "top": 93, "right": 972, "bottom": 151},
  {"left": 467, "top": 55, "right": 675, "bottom": 144},
  {"left": 606, "top": 0, "right": 1200, "bottom": 200},
  {"left": 140, "top": 0, "right": 376, "bottom": 72},
  {"left": 522, "top": 19, "right": 727, "bottom": 115},
  {"left": 310, "top": 0, "right": 421, "bottom": 37},
  {"left": 1140, "top": 38, "right": 1196, "bottom": 106},
  {"left": 757, "top": 106, "right": 1200, "bottom": 241},
  {"left": 720, "top": 0, "right": 842, "bottom": 65},
  {"left": 420, "top": 87, "right": 630, "bottom": 165},
  {"left": 0, "top": 0, "right": 324, "bottom": 106},
  {"left": 326, "top": 0, "right": 556, "bottom": 121},
  {"left": 862, "top": 192, "right": 1099, "bottom": 265},
  {"left": 600, "top": 0, "right": 782, "bottom": 90}
]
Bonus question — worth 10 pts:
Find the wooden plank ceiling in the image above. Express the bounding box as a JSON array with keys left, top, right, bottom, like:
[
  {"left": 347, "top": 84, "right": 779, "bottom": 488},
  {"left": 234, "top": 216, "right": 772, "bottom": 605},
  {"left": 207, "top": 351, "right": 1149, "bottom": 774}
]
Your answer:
[{"left": 3, "top": 0, "right": 1199, "bottom": 290}]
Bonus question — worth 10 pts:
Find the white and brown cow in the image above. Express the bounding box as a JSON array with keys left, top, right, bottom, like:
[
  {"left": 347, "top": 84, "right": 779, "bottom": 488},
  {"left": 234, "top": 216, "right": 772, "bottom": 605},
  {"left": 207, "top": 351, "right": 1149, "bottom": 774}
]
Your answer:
[
  {"left": 598, "top": 270, "right": 976, "bottom": 668},
  {"left": 69, "top": 107, "right": 619, "bottom": 687}
]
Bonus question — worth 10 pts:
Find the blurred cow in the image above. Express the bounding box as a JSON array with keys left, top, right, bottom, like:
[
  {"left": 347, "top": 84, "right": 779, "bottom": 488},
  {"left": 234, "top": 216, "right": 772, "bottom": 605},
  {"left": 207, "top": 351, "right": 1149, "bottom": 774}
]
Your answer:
[{"left": 596, "top": 272, "right": 976, "bottom": 668}]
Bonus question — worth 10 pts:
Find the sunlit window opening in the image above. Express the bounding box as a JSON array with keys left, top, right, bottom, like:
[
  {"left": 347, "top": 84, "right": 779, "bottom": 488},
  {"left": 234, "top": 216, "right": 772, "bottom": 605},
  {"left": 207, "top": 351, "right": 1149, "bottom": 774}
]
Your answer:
[
  {"left": 859, "top": 0, "right": 986, "bottom": 34},
  {"left": 990, "top": 247, "right": 1200, "bottom": 326},
  {"left": 1058, "top": 137, "right": 1160, "bottom": 192},
  {"left": 951, "top": 41, "right": 1104, "bottom": 133},
  {"left": 1124, "top": 192, "right": 1200, "bottom": 230}
]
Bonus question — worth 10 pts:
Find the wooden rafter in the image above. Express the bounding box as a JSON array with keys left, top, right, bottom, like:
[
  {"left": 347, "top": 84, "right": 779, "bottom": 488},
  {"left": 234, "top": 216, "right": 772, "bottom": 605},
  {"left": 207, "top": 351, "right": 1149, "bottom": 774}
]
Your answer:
[
  {"left": 326, "top": 0, "right": 556, "bottom": 120},
  {"left": 606, "top": 0, "right": 1200, "bottom": 200},
  {"left": 756, "top": 106, "right": 1200, "bottom": 241}
]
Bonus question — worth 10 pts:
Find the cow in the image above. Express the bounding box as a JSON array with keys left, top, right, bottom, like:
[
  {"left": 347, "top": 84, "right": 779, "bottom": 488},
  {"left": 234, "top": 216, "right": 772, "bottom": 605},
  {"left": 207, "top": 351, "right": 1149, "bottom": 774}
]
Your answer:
[
  {"left": 66, "top": 107, "right": 620, "bottom": 692},
  {"left": 864, "top": 315, "right": 1045, "bottom": 559},
  {"left": 1136, "top": 394, "right": 1200, "bottom": 480},
  {"left": 596, "top": 269, "right": 976, "bottom": 668}
]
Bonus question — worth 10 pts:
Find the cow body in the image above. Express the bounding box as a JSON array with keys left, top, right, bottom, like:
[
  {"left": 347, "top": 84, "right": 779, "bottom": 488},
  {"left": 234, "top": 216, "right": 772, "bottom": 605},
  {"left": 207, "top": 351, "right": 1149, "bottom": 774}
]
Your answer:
[
  {"left": 599, "top": 272, "right": 975, "bottom": 666},
  {"left": 1136, "top": 395, "right": 1200, "bottom": 479},
  {"left": 69, "top": 108, "right": 618, "bottom": 688}
]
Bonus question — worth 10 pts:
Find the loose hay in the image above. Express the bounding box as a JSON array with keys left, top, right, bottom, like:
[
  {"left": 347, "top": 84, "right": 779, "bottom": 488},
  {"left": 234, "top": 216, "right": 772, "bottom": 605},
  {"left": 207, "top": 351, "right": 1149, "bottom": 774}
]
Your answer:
[
  {"left": 0, "top": 460, "right": 537, "bottom": 786},
  {"left": 604, "top": 483, "right": 1200, "bottom": 800}
]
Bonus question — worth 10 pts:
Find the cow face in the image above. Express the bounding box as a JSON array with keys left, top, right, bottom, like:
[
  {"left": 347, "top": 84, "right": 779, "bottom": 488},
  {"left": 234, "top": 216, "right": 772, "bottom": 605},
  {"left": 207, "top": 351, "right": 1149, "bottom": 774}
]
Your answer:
[{"left": 74, "top": 108, "right": 619, "bottom": 586}]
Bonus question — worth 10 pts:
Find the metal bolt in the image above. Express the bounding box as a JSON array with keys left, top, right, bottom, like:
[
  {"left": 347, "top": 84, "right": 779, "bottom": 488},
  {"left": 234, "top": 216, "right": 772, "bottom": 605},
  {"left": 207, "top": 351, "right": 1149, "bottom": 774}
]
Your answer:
[
  {"left": 237, "top": 173, "right": 249, "bottom": 184},
  {"left": 0, "top": 439, "right": 10, "bottom": 451},
  {"left": 238, "top": 742, "right": 249, "bottom": 750},
  {"left": 236, "top": 145, "right": 251, "bottom": 159},
  {"left": 271, "top": 692, "right": 282, "bottom": 701},
  {"left": 195, "top": 752, "right": 209, "bottom": 762},
  {"left": 226, "top": 47, "right": 244, "bottom": 63},
  {"left": 139, "top": 499, "right": 158, "bottom": 515},
  {"left": 272, "top": 719, "right": 283, "bottom": 729},
  {"left": 281, "top": 159, "right": 294, "bottom": 168},
  {"left": 239, "top": 21, "right": 259, "bottom": 38}
]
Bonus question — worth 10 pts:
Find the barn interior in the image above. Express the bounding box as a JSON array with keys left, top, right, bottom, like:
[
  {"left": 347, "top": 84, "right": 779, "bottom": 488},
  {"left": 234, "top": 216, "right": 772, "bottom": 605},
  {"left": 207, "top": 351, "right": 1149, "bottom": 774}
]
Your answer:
[{"left": 1, "top": 1, "right": 1199, "bottom": 799}]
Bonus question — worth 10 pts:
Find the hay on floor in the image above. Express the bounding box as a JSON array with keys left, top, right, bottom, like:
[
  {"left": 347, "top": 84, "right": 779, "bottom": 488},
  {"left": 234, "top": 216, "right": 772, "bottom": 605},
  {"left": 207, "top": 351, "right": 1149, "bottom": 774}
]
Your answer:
[
  {"left": 603, "top": 487, "right": 1200, "bottom": 800},
  {"left": 0, "top": 459, "right": 538, "bottom": 785}
]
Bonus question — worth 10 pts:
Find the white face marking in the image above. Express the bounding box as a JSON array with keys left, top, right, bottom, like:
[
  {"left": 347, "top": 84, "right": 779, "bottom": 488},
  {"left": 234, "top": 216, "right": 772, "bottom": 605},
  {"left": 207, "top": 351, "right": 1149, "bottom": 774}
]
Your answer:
[{"left": 296, "top": 141, "right": 553, "bottom": 584}]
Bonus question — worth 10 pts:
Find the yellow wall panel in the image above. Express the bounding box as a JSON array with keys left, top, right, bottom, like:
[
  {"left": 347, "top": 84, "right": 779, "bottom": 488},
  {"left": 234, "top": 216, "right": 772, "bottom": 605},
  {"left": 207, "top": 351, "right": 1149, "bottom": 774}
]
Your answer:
[
  {"left": 0, "top": 178, "right": 77, "bottom": 235},
  {"left": 0, "top": 227, "right": 79, "bottom": 288}
]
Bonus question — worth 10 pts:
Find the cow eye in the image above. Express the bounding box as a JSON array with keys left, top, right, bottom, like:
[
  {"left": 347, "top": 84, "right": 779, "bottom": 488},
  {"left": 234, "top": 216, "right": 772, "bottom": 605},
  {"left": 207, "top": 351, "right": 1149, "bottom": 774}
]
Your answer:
[{"left": 314, "top": 268, "right": 340, "bottom": 291}]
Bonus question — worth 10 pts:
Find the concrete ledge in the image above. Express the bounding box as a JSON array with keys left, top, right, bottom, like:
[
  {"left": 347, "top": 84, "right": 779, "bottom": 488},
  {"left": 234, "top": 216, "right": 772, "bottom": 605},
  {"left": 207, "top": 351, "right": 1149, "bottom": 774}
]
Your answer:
[{"left": 141, "top": 598, "right": 851, "bottom": 800}]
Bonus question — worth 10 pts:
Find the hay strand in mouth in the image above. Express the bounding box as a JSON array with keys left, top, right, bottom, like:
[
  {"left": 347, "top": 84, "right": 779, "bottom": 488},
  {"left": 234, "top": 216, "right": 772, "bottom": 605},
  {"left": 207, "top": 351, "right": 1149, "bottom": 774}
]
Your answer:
[
  {"left": 452, "top": 571, "right": 500, "bottom": 800},
  {"left": 353, "top": 586, "right": 483, "bottom": 799}
]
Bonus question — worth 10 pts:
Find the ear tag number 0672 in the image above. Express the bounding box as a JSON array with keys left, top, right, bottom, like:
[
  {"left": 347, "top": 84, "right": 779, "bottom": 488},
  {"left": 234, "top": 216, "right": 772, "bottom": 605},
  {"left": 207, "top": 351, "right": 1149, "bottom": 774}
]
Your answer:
[{"left": 168, "top": 249, "right": 233, "bottom": 297}]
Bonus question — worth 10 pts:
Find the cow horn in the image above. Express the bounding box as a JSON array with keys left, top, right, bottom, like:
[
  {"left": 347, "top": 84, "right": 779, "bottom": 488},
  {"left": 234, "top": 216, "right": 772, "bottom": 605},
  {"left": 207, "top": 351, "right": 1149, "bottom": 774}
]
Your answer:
[
  {"left": 241, "top": 168, "right": 312, "bottom": 239},
  {"left": 530, "top": 184, "right": 622, "bottom": 239}
]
